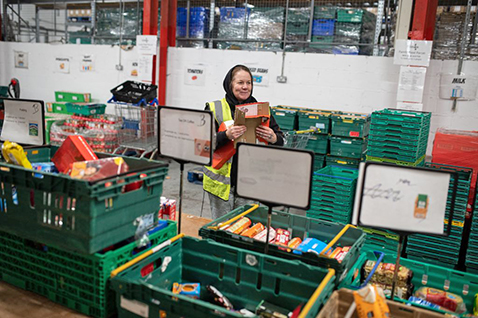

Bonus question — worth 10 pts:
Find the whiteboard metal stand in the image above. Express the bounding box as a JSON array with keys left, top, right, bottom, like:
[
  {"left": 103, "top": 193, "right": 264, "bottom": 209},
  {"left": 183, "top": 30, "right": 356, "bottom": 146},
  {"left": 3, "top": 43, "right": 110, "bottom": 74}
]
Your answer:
[
  {"left": 234, "top": 143, "right": 314, "bottom": 255},
  {"left": 355, "top": 161, "right": 458, "bottom": 301},
  {"left": 157, "top": 106, "right": 214, "bottom": 235}
]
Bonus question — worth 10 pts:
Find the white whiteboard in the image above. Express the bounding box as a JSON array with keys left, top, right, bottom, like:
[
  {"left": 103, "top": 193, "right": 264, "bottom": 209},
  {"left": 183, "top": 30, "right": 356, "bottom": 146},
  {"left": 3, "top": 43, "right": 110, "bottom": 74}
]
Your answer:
[
  {"left": 1, "top": 99, "right": 45, "bottom": 145},
  {"left": 236, "top": 143, "right": 313, "bottom": 209},
  {"left": 357, "top": 163, "right": 452, "bottom": 235},
  {"left": 158, "top": 107, "right": 213, "bottom": 165}
]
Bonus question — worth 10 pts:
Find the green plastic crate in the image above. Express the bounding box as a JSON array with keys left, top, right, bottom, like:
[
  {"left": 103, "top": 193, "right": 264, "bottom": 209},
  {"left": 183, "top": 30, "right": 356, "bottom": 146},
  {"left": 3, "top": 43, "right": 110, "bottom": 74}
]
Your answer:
[
  {"left": 367, "top": 148, "right": 426, "bottom": 163},
  {"left": 199, "top": 205, "right": 365, "bottom": 283},
  {"left": 368, "top": 134, "right": 426, "bottom": 147},
  {"left": 55, "top": 91, "right": 91, "bottom": 103},
  {"left": 339, "top": 250, "right": 478, "bottom": 316},
  {"left": 366, "top": 154, "right": 425, "bottom": 167},
  {"left": 306, "top": 211, "right": 351, "bottom": 225},
  {"left": 325, "top": 155, "right": 361, "bottom": 168},
  {"left": 372, "top": 108, "right": 432, "bottom": 123},
  {"left": 313, "top": 6, "right": 336, "bottom": 19},
  {"left": 46, "top": 102, "right": 70, "bottom": 114},
  {"left": 314, "top": 154, "right": 326, "bottom": 171},
  {"left": 0, "top": 146, "right": 169, "bottom": 254},
  {"left": 298, "top": 110, "right": 331, "bottom": 133},
  {"left": 368, "top": 128, "right": 429, "bottom": 142},
  {"left": 331, "top": 113, "right": 371, "bottom": 138},
  {"left": 329, "top": 136, "right": 367, "bottom": 159},
  {"left": 336, "top": 8, "right": 363, "bottom": 23},
  {"left": 0, "top": 86, "right": 8, "bottom": 98},
  {"left": 0, "top": 221, "right": 176, "bottom": 318},
  {"left": 306, "top": 134, "right": 329, "bottom": 154},
  {"left": 111, "top": 236, "right": 336, "bottom": 318},
  {"left": 66, "top": 103, "right": 107, "bottom": 116},
  {"left": 313, "top": 165, "right": 359, "bottom": 186},
  {"left": 271, "top": 107, "right": 297, "bottom": 131}
]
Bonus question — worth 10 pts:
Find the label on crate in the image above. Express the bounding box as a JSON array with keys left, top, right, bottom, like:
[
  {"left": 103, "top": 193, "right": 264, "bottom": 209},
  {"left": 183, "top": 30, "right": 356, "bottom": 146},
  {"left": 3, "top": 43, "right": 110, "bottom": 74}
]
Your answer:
[
  {"left": 349, "top": 131, "right": 360, "bottom": 137},
  {"left": 120, "top": 296, "right": 149, "bottom": 317},
  {"left": 444, "top": 219, "right": 464, "bottom": 227},
  {"left": 316, "top": 123, "right": 325, "bottom": 129}
]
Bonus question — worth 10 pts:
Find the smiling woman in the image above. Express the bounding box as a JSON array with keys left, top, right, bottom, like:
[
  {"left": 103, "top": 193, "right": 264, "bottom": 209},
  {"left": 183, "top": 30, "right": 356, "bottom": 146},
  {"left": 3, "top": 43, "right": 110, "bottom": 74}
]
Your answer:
[{"left": 202, "top": 64, "right": 285, "bottom": 219}]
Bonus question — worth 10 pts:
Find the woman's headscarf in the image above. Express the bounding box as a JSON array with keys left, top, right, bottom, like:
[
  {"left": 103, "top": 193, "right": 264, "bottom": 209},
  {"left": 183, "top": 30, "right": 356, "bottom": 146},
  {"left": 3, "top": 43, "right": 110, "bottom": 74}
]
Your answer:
[{"left": 223, "top": 65, "right": 257, "bottom": 110}]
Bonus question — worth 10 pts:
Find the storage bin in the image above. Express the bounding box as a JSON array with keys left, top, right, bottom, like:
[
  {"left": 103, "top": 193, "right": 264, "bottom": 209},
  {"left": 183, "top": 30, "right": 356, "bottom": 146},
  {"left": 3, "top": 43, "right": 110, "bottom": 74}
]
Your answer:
[
  {"left": 329, "top": 136, "right": 368, "bottom": 159},
  {"left": 111, "top": 235, "right": 336, "bottom": 318},
  {"left": 331, "top": 113, "right": 370, "bottom": 138},
  {"left": 0, "top": 146, "right": 169, "bottom": 254},
  {"left": 0, "top": 221, "right": 176, "bottom": 318},
  {"left": 200, "top": 205, "right": 365, "bottom": 283}
]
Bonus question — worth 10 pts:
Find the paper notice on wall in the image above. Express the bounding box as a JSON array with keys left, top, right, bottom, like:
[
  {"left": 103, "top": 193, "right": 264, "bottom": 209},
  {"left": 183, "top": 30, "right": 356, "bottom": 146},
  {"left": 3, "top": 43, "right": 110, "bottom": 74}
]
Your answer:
[
  {"left": 80, "top": 54, "right": 94, "bottom": 72},
  {"left": 394, "top": 40, "right": 433, "bottom": 67},
  {"left": 14, "top": 51, "right": 28, "bottom": 68},
  {"left": 136, "top": 35, "right": 157, "bottom": 55},
  {"left": 397, "top": 101, "right": 424, "bottom": 111},
  {"left": 55, "top": 57, "right": 70, "bottom": 74},
  {"left": 397, "top": 66, "right": 427, "bottom": 103},
  {"left": 439, "top": 73, "right": 478, "bottom": 100},
  {"left": 184, "top": 66, "right": 206, "bottom": 86},
  {"left": 127, "top": 59, "right": 139, "bottom": 78},
  {"left": 248, "top": 66, "right": 269, "bottom": 86},
  {"left": 138, "top": 55, "right": 153, "bottom": 83}
]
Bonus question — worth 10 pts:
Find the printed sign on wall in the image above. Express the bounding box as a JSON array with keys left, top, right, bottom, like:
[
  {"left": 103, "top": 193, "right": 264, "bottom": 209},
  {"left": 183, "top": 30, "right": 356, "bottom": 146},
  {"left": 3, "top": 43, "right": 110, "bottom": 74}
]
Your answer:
[
  {"left": 80, "top": 54, "right": 94, "bottom": 72},
  {"left": 184, "top": 66, "right": 206, "bottom": 86},
  {"left": 439, "top": 73, "right": 478, "bottom": 101},
  {"left": 55, "top": 57, "right": 70, "bottom": 74},
  {"left": 394, "top": 40, "right": 433, "bottom": 67},
  {"left": 248, "top": 66, "right": 269, "bottom": 86},
  {"left": 14, "top": 51, "right": 29, "bottom": 69}
]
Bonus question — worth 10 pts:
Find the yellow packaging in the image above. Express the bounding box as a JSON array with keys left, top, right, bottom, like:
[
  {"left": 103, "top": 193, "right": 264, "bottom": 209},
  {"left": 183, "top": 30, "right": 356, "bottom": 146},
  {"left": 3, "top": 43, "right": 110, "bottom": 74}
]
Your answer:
[
  {"left": 353, "top": 285, "right": 390, "bottom": 318},
  {"left": 1, "top": 140, "right": 33, "bottom": 169},
  {"left": 226, "top": 217, "right": 252, "bottom": 234}
]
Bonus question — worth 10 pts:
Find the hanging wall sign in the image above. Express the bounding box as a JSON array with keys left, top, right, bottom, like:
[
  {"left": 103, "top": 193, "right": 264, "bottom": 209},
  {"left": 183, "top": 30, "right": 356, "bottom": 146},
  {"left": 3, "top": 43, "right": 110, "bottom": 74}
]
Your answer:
[
  {"left": 1, "top": 99, "right": 45, "bottom": 145},
  {"left": 184, "top": 66, "right": 206, "bottom": 86},
  {"left": 158, "top": 106, "right": 213, "bottom": 165},
  {"left": 235, "top": 143, "right": 313, "bottom": 209},
  {"left": 394, "top": 40, "right": 433, "bottom": 67},
  {"left": 439, "top": 73, "right": 478, "bottom": 101},
  {"left": 55, "top": 57, "right": 70, "bottom": 74},
  {"left": 354, "top": 162, "right": 456, "bottom": 236}
]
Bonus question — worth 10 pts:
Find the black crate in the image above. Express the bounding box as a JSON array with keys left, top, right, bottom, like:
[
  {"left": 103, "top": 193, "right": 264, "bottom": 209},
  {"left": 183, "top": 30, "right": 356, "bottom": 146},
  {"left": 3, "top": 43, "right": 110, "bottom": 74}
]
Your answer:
[{"left": 110, "top": 81, "right": 158, "bottom": 104}]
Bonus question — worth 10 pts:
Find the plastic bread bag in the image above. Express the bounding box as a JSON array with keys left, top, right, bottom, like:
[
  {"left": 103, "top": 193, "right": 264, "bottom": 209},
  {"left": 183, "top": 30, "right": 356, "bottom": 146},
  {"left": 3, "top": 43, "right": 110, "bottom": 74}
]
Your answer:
[
  {"left": 362, "top": 260, "right": 413, "bottom": 287},
  {"left": 415, "top": 287, "right": 467, "bottom": 313}
]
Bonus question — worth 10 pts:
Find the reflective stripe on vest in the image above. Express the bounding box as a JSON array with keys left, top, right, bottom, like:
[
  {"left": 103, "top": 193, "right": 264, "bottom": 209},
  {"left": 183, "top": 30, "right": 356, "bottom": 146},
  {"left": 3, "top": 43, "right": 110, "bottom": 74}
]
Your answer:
[
  {"left": 203, "top": 166, "right": 230, "bottom": 185},
  {"left": 203, "top": 98, "right": 233, "bottom": 201}
]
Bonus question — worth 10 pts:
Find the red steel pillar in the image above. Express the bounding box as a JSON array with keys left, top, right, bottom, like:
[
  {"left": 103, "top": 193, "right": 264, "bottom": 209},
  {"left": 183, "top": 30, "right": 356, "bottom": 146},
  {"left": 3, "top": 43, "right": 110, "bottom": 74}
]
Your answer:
[
  {"left": 408, "top": 0, "right": 438, "bottom": 40},
  {"left": 157, "top": 0, "right": 176, "bottom": 105}
]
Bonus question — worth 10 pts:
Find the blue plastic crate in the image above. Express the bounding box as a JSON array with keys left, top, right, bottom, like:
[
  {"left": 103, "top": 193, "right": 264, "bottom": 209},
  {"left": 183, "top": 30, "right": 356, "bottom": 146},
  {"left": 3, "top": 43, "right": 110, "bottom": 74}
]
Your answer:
[
  {"left": 220, "top": 7, "right": 250, "bottom": 22},
  {"left": 312, "top": 19, "right": 335, "bottom": 36}
]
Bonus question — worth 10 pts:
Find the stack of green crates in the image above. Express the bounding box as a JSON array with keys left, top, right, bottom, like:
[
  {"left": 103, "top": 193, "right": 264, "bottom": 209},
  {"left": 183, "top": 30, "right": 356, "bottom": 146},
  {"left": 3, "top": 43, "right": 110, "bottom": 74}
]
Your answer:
[
  {"left": 466, "top": 181, "right": 478, "bottom": 273},
  {"left": 271, "top": 106, "right": 298, "bottom": 131},
  {"left": 328, "top": 112, "right": 370, "bottom": 168},
  {"left": 334, "top": 9, "right": 376, "bottom": 55},
  {"left": 367, "top": 109, "right": 431, "bottom": 166},
  {"left": 406, "top": 163, "right": 472, "bottom": 269},
  {"left": 307, "top": 166, "right": 358, "bottom": 224},
  {"left": 285, "top": 7, "right": 310, "bottom": 51},
  {"left": 359, "top": 227, "right": 400, "bottom": 253},
  {"left": 0, "top": 222, "right": 176, "bottom": 318}
]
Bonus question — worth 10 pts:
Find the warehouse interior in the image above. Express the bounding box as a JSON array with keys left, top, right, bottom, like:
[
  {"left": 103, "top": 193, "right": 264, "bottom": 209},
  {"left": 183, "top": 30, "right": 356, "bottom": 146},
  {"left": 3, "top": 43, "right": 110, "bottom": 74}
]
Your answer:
[{"left": 0, "top": 0, "right": 478, "bottom": 317}]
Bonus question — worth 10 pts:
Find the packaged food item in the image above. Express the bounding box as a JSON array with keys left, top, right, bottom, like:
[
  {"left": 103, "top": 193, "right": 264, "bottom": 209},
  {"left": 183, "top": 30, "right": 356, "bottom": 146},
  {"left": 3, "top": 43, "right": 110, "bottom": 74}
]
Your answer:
[
  {"left": 1, "top": 140, "right": 32, "bottom": 169},
  {"left": 226, "top": 217, "right": 252, "bottom": 234},
  {"left": 274, "top": 228, "right": 291, "bottom": 249},
  {"left": 51, "top": 135, "right": 98, "bottom": 173},
  {"left": 415, "top": 287, "right": 467, "bottom": 313},
  {"left": 353, "top": 285, "right": 390, "bottom": 318},
  {"left": 362, "top": 260, "right": 413, "bottom": 287},
  {"left": 474, "top": 293, "right": 478, "bottom": 315},
  {"left": 207, "top": 285, "right": 234, "bottom": 310},
  {"left": 70, "top": 157, "right": 129, "bottom": 181},
  {"left": 158, "top": 197, "right": 177, "bottom": 221},
  {"left": 256, "top": 300, "right": 290, "bottom": 318},
  {"left": 408, "top": 296, "right": 447, "bottom": 311},
  {"left": 240, "top": 223, "right": 265, "bottom": 238},
  {"left": 374, "top": 283, "right": 414, "bottom": 300},
  {"left": 325, "top": 246, "right": 351, "bottom": 263},
  {"left": 254, "top": 227, "right": 276, "bottom": 243},
  {"left": 293, "top": 238, "right": 331, "bottom": 255},
  {"left": 287, "top": 237, "right": 302, "bottom": 252},
  {"left": 172, "top": 282, "right": 200, "bottom": 299}
]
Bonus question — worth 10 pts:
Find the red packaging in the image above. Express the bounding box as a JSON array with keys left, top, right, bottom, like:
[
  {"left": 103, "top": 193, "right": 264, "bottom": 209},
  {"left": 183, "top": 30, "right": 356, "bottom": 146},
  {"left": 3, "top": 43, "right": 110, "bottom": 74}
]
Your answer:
[
  {"left": 70, "top": 157, "right": 128, "bottom": 181},
  {"left": 52, "top": 135, "right": 98, "bottom": 173},
  {"left": 159, "top": 198, "right": 177, "bottom": 221},
  {"left": 275, "top": 228, "right": 291, "bottom": 249}
]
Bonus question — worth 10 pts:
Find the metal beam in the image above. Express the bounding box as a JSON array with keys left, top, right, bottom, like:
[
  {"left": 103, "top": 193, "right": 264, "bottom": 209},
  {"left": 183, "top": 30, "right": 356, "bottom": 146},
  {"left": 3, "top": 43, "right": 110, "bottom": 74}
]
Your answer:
[
  {"left": 394, "top": 0, "right": 413, "bottom": 40},
  {"left": 409, "top": 0, "right": 439, "bottom": 40},
  {"left": 142, "top": 0, "right": 157, "bottom": 35}
]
